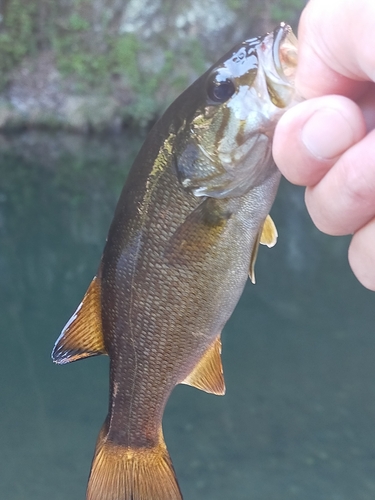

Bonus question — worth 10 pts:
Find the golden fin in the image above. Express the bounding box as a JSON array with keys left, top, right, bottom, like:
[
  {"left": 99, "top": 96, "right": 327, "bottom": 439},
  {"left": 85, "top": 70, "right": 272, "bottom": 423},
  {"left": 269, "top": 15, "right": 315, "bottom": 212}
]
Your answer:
[
  {"left": 249, "top": 215, "right": 278, "bottom": 284},
  {"left": 181, "top": 336, "right": 225, "bottom": 395},
  {"left": 260, "top": 214, "right": 278, "bottom": 247},
  {"left": 87, "top": 422, "right": 182, "bottom": 500},
  {"left": 52, "top": 276, "right": 106, "bottom": 364}
]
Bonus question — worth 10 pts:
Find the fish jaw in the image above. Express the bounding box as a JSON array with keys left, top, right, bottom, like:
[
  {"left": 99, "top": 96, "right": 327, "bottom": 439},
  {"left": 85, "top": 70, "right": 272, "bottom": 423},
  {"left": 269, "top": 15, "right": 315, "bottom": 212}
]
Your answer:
[
  {"left": 174, "top": 24, "right": 299, "bottom": 199},
  {"left": 218, "top": 24, "right": 299, "bottom": 161},
  {"left": 255, "top": 23, "right": 299, "bottom": 117},
  {"left": 222, "top": 23, "right": 298, "bottom": 123},
  {"left": 273, "top": 23, "right": 298, "bottom": 86}
]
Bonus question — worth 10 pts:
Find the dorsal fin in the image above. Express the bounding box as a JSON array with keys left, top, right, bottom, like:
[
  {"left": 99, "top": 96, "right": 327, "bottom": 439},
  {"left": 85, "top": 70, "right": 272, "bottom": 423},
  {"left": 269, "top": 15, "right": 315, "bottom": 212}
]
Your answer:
[
  {"left": 249, "top": 215, "right": 278, "bottom": 284},
  {"left": 260, "top": 214, "right": 278, "bottom": 247},
  {"left": 181, "top": 335, "right": 225, "bottom": 395},
  {"left": 52, "top": 276, "right": 107, "bottom": 364}
]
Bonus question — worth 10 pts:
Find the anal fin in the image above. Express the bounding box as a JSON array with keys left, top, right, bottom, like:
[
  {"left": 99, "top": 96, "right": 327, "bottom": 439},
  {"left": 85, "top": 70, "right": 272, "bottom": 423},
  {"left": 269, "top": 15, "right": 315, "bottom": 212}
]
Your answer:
[
  {"left": 181, "top": 335, "right": 225, "bottom": 395},
  {"left": 52, "top": 276, "right": 107, "bottom": 364}
]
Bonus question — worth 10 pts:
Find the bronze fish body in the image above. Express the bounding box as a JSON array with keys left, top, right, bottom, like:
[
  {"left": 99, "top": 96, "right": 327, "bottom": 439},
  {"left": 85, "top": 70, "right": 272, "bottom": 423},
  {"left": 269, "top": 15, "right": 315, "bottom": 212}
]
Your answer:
[{"left": 52, "top": 24, "right": 298, "bottom": 500}]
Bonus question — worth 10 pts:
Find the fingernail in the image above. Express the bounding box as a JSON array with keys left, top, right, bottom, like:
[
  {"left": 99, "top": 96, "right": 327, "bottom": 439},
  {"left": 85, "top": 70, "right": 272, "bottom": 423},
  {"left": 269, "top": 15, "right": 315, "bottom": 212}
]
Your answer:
[{"left": 301, "top": 108, "right": 354, "bottom": 160}]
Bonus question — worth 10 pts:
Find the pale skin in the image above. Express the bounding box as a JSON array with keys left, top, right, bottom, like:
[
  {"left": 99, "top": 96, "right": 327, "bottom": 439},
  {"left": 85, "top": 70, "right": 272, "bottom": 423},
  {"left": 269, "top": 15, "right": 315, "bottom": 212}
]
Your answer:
[{"left": 273, "top": 0, "right": 375, "bottom": 290}]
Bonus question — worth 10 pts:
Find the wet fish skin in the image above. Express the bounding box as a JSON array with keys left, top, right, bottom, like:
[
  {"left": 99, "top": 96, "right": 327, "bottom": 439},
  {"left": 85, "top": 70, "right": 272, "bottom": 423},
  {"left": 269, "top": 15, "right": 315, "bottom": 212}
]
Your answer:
[{"left": 52, "top": 23, "right": 298, "bottom": 500}]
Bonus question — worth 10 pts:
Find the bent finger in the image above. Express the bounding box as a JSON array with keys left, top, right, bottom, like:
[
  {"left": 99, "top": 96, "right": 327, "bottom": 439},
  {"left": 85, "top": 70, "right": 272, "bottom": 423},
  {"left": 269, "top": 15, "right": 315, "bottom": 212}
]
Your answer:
[
  {"left": 273, "top": 95, "right": 366, "bottom": 186},
  {"left": 305, "top": 129, "right": 375, "bottom": 235}
]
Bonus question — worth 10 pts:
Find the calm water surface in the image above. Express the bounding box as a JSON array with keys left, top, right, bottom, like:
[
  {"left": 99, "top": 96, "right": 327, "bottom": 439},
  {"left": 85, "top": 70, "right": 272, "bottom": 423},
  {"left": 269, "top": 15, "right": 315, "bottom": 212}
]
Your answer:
[{"left": 0, "top": 131, "right": 374, "bottom": 500}]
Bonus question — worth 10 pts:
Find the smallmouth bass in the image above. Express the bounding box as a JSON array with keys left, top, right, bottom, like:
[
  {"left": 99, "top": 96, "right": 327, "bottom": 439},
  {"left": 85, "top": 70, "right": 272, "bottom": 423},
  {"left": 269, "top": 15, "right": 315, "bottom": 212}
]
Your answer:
[{"left": 52, "top": 23, "right": 298, "bottom": 500}]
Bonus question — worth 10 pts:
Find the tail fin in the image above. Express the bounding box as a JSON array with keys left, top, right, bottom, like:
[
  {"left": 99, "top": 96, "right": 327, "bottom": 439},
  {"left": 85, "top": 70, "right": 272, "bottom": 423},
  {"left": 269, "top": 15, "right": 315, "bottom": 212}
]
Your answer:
[{"left": 87, "top": 422, "right": 182, "bottom": 500}]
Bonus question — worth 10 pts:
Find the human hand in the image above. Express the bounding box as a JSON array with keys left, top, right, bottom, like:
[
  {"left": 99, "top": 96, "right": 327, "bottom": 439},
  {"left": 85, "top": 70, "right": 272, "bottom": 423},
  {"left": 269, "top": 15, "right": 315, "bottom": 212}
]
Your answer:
[{"left": 273, "top": 0, "right": 375, "bottom": 290}]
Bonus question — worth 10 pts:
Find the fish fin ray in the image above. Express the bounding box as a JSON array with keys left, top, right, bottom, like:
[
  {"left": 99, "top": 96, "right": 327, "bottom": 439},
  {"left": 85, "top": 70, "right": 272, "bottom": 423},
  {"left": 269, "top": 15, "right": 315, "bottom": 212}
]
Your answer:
[
  {"left": 181, "top": 335, "right": 225, "bottom": 395},
  {"left": 52, "top": 276, "right": 106, "bottom": 364},
  {"left": 165, "top": 198, "right": 231, "bottom": 266},
  {"left": 249, "top": 215, "right": 278, "bottom": 284},
  {"left": 87, "top": 421, "right": 182, "bottom": 500},
  {"left": 260, "top": 214, "right": 278, "bottom": 247}
]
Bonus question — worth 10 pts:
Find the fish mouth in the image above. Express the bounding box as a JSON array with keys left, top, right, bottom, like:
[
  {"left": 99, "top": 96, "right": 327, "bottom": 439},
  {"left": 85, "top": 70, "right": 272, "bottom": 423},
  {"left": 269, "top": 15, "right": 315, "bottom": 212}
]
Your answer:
[
  {"left": 258, "top": 23, "right": 298, "bottom": 108},
  {"left": 272, "top": 23, "right": 298, "bottom": 84}
]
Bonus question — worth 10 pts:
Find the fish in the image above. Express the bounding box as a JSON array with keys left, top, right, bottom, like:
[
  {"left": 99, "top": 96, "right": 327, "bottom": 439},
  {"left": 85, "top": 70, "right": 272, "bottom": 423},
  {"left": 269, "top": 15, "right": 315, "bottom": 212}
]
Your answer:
[{"left": 52, "top": 23, "right": 298, "bottom": 500}]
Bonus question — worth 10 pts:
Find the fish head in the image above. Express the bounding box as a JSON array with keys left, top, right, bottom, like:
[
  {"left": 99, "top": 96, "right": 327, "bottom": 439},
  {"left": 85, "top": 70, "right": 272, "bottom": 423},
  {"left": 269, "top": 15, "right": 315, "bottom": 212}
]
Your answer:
[{"left": 174, "top": 23, "right": 298, "bottom": 198}]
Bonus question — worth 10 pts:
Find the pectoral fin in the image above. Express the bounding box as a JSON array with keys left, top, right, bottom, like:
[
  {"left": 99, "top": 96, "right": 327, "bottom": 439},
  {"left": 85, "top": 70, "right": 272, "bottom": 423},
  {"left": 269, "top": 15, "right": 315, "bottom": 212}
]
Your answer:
[
  {"left": 181, "top": 335, "right": 225, "bottom": 395},
  {"left": 165, "top": 198, "right": 231, "bottom": 266},
  {"left": 52, "top": 275, "right": 107, "bottom": 364},
  {"left": 249, "top": 215, "right": 278, "bottom": 284},
  {"left": 260, "top": 214, "right": 278, "bottom": 247}
]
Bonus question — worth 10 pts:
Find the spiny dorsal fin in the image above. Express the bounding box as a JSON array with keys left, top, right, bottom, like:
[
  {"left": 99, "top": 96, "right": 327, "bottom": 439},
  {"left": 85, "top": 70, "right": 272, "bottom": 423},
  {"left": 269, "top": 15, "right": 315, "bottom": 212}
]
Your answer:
[
  {"left": 181, "top": 335, "right": 225, "bottom": 395},
  {"left": 260, "top": 214, "right": 278, "bottom": 247},
  {"left": 249, "top": 215, "right": 278, "bottom": 284},
  {"left": 52, "top": 276, "right": 106, "bottom": 364}
]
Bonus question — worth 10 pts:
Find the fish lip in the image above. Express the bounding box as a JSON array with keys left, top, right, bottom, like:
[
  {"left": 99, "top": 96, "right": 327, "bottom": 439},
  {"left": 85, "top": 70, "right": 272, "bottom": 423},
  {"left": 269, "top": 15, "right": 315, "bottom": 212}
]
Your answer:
[{"left": 272, "top": 22, "right": 298, "bottom": 83}]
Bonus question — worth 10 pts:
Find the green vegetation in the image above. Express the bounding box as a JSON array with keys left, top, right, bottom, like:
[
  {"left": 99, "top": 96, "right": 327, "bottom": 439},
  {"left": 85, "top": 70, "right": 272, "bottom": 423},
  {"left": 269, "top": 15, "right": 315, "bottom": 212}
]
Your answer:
[
  {"left": 0, "top": 1, "right": 36, "bottom": 88},
  {"left": 52, "top": 7, "right": 110, "bottom": 88}
]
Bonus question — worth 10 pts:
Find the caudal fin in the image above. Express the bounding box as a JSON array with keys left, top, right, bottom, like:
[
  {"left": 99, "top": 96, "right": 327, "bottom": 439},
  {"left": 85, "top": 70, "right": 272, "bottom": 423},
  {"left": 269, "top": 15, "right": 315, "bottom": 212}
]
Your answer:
[{"left": 87, "top": 423, "right": 182, "bottom": 500}]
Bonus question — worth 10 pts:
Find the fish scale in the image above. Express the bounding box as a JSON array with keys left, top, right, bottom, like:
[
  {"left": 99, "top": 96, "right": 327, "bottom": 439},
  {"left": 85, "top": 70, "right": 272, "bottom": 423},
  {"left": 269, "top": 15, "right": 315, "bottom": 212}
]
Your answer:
[{"left": 52, "top": 23, "right": 298, "bottom": 500}]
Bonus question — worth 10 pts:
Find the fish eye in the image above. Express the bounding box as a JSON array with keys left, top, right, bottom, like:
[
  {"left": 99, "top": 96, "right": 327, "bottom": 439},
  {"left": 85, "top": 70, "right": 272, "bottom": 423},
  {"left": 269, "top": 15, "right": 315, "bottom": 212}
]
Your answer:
[{"left": 206, "top": 71, "right": 236, "bottom": 104}]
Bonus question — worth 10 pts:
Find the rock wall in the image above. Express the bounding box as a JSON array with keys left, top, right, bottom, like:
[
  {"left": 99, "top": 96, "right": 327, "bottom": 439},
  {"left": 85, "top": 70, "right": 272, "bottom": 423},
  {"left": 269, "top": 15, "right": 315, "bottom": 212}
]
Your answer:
[{"left": 0, "top": 0, "right": 306, "bottom": 131}]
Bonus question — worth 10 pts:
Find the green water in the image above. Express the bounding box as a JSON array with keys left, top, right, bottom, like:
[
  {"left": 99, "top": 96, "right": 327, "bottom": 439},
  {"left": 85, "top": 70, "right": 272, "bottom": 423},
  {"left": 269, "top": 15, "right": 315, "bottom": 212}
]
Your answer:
[{"left": 0, "top": 131, "right": 374, "bottom": 500}]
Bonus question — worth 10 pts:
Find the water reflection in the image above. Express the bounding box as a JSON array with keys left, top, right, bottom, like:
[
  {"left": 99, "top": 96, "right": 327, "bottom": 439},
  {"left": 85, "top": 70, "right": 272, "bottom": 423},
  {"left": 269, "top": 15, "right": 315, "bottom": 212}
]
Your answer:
[{"left": 0, "top": 131, "right": 374, "bottom": 500}]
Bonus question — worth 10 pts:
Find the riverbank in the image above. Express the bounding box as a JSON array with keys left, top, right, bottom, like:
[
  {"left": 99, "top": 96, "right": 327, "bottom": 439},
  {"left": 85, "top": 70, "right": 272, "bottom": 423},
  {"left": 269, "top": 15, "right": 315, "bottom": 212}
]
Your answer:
[{"left": 0, "top": 0, "right": 304, "bottom": 132}]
